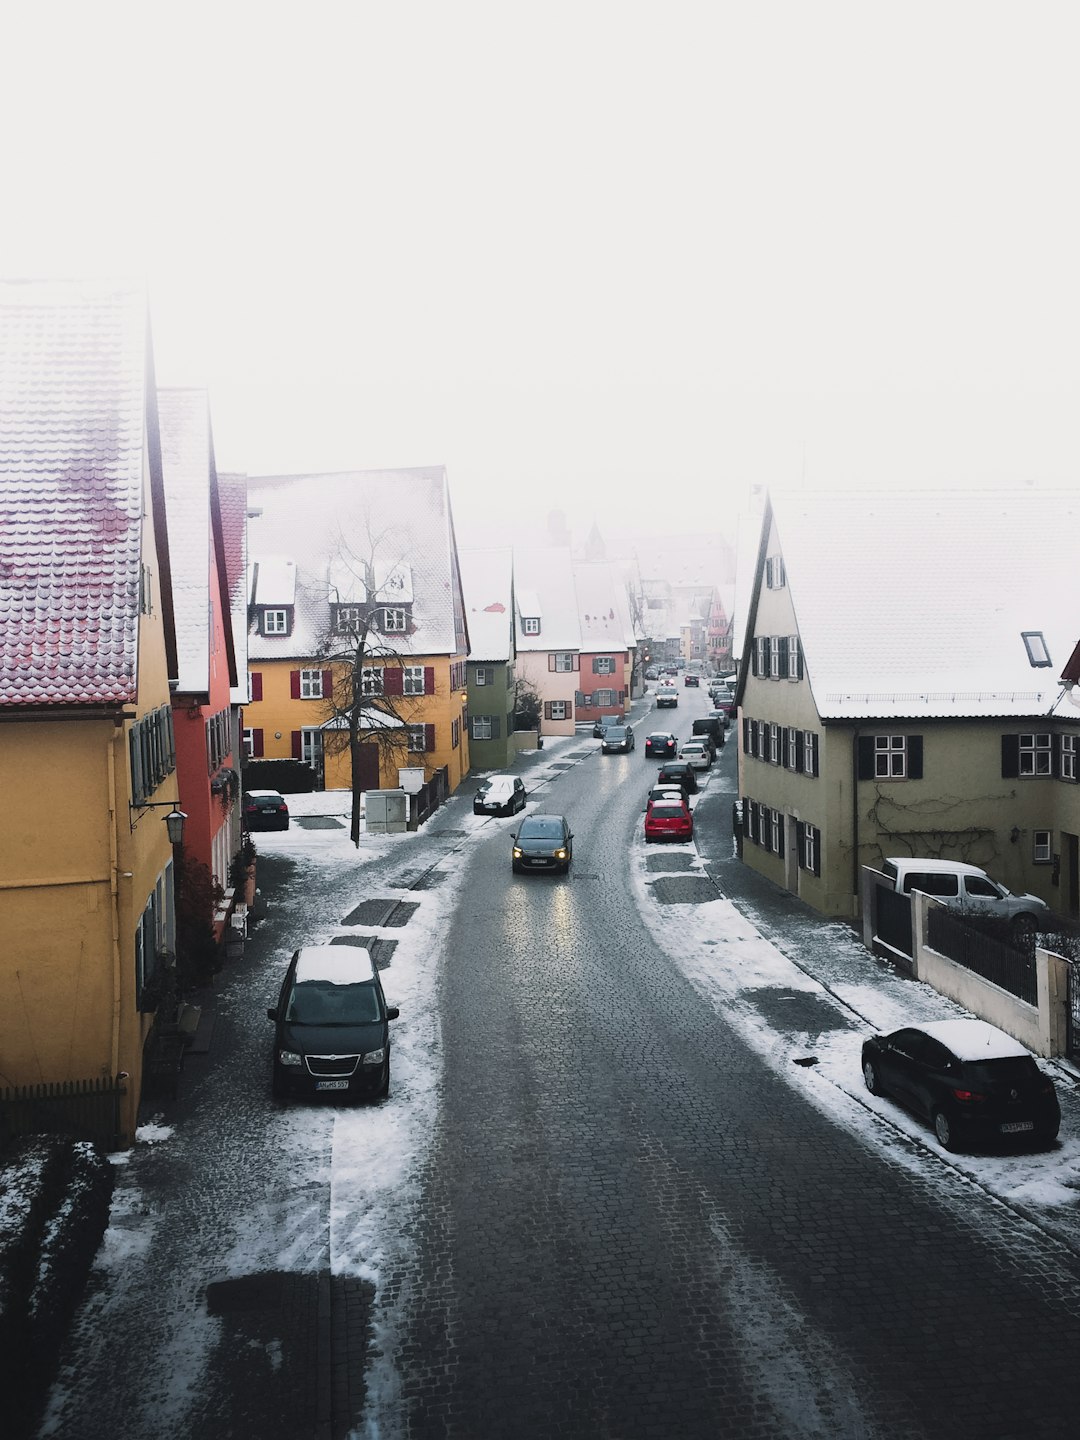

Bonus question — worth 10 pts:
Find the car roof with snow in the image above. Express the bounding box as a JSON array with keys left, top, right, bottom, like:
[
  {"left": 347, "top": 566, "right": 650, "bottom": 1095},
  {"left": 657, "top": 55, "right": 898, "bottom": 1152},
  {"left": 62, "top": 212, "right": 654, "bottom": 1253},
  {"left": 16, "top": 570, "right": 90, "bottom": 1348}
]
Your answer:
[
  {"left": 293, "top": 945, "right": 376, "bottom": 985},
  {"left": 909, "top": 1018, "right": 1030, "bottom": 1061}
]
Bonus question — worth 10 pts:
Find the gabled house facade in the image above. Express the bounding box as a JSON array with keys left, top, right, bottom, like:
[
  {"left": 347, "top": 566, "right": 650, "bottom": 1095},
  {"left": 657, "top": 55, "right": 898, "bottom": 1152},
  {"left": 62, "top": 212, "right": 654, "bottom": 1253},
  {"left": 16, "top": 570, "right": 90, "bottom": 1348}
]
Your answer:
[
  {"left": 244, "top": 468, "right": 471, "bottom": 794},
  {"left": 513, "top": 546, "right": 582, "bottom": 738},
  {"left": 459, "top": 547, "right": 517, "bottom": 770},
  {"left": 0, "top": 280, "right": 180, "bottom": 1144},
  {"left": 158, "top": 390, "right": 241, "bottom": 915},
  {"left": 572, "top": 560, "right": 635, "bottom": 726},
  {"left": 736, "top": 490, "right": 1080, "bottom": 921}
]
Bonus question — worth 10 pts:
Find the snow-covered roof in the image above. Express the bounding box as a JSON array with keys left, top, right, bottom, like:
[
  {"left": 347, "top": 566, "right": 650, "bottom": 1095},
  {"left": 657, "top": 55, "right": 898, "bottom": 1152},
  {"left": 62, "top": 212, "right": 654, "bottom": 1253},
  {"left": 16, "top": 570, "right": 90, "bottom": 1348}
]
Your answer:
[
  {"left": 458, "top": 547, "right": 514, "bottom": 662},
  {"left": 158, "top": 389, "right": 214, "bottom": 694},
  {"left": 512, "top": 547, "right": 581, "bottom": 651},
  {"left": 247, "top": 468, "right": 464, "bottom": 660},
  {"left": 573, "top": 561, "right": 634, "bottom": 651},
  {"left": 218, "top": 472, "right": 250, "bottom": 703},
  {"left": 0, "top": 279, "right": 151, "bottom": 709},
  {"left": 916, "top": 1018, "right": 1030, "bottom": 1062},
  {"left": 251, "top": 557, "right": 297, "bottom": 606},
  {"left": 769, "top": 488, "right": 1080, "bottom": 720}
]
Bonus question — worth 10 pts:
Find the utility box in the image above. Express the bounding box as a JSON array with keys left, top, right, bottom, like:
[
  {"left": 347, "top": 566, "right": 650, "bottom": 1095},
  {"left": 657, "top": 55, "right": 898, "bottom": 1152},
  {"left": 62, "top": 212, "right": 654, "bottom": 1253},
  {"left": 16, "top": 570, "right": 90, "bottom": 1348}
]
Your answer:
[
  {"left": 365, "top": 789, "right": 408, "bottom": 834},
  {"left": 397, "top": 767, "right": 425, "bottom": 794}
]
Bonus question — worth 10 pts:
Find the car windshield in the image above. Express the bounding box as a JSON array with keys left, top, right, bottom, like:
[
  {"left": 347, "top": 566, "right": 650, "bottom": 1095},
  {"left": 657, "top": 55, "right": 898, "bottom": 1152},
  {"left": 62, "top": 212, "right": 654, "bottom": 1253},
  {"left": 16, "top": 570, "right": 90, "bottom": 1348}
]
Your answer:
[
  {"left": 285, "top": 980, "right": 381, "bottom": 1025},
  {"left": 605, "top": 728, "right": 627, "bottom": 738},
  {"left": 520, "top": 819, "right": 564, "bottom": 840}
]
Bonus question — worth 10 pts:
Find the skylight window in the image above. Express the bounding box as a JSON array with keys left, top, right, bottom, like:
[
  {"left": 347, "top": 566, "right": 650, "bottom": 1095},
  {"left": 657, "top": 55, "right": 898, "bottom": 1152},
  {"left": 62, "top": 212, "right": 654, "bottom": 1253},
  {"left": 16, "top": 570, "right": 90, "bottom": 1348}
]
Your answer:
[{"left": 1021, "top": 631, "right": 1052, "bottom": 668}]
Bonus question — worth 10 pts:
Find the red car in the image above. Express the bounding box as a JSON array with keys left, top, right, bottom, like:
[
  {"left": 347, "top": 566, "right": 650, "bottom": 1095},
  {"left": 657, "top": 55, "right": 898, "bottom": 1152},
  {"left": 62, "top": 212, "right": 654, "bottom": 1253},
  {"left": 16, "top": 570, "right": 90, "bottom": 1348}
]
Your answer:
[{"left": 644, "top": 798, "right": 694, "bottom": 843}]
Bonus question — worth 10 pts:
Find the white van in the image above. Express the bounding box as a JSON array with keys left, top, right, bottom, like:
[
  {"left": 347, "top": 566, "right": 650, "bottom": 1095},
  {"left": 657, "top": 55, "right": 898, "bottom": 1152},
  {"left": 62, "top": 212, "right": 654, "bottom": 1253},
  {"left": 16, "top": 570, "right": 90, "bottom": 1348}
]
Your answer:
[{"left": 881, "top": 858, "right": 1048, "bottom": 935}]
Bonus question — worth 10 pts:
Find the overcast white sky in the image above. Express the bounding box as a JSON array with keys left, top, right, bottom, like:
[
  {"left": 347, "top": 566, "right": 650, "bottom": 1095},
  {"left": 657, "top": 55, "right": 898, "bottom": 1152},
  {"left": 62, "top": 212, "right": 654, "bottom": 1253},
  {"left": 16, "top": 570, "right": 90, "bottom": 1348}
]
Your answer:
[{"left": 4, "top": 2, "right": 1079, "bottom": 547}]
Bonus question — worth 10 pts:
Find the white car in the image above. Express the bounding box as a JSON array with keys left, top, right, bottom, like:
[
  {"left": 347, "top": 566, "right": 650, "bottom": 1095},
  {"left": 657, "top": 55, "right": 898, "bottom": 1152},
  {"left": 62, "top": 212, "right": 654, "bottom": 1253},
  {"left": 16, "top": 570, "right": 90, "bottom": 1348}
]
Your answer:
[
  {"left": 679, "top": 739, "right": 712, "bottom": 771},
  {"left": 655, "top": 683, "right": 679, "bottom": 708}
]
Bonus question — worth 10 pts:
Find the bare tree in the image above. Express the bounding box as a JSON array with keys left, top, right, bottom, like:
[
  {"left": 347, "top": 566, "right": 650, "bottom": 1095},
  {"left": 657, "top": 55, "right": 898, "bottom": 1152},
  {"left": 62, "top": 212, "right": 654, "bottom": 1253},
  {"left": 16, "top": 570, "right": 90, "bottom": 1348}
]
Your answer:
[{"left": 314, "top": 519, "right": 432, "bottom": 846}]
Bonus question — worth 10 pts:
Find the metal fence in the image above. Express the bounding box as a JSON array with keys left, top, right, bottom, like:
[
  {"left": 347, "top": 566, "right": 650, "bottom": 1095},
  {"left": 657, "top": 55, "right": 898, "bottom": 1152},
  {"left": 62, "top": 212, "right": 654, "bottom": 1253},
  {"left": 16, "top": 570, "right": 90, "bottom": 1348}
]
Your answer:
[
  {"left": 875, "top": 883, "right": 914, "bottom": 960},
  {"left": 0, "top": 1075, "right": 127, "bottom": 1150},
  {"left": 411, "top": 766, "right": 450, "bottom": 828},
  {"left": 926, "top": 907, "right": 1037, "bottom": 1006}
]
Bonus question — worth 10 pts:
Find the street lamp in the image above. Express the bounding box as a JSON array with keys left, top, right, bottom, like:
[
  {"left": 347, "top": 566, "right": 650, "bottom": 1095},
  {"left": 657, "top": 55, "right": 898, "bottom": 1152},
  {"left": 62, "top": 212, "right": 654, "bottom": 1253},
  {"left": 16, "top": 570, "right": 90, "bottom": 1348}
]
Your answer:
[{"left": 164, "top": 809, "right": 187, "bottom": 845}]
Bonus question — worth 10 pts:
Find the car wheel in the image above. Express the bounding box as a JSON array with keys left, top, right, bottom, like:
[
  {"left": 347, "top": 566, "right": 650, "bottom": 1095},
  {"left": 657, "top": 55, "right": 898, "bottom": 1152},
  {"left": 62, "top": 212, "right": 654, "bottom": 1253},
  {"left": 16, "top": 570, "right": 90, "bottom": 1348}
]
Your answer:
[
  {"left": 375, "top": 1058, "right": 390, "bottom": 1100},
  {"left": 1011, "top": 914, "right": 1037, "bottom": 943},
  {"left": 932, "top": 1107, "right": 959, "bottom": 1151},
  {"left": 862, "top": 1057, "right": 881, "bottom": 1095}
]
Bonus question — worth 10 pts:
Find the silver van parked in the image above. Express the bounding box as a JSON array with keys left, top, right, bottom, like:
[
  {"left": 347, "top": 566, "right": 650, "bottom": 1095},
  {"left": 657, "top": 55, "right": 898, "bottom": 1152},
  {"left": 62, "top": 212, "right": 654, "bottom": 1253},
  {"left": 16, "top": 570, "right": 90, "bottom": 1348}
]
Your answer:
[{"left": 881, "top": 858, "right": 1049, "bottom": 938}]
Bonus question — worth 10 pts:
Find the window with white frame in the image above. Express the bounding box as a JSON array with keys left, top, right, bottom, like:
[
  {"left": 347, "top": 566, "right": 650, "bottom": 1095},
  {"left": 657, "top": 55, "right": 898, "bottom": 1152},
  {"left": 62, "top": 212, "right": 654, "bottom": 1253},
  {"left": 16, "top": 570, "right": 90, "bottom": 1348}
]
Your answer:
[
  {"left": 381, "top": 608, "right": 407, "bottom": 632},
  {"left": 403, "top": 665, "right": 425, "bottom": 696},
  {"left": 360, "top": 667, "right": 383, "bottom": 696},
  {"left": 1019, "top": 733, "right": 1052, "bottom": 776},
  {"left": 242, "top": 728, "right": 254, "bottom": 759},
  {"left": 548, "top": 699, "right": 568, "bottom": 720},
  {"left": 474, "top": 665, "right": 494, "bottom": 686},
  {"left": 766, "top": 556, "right": 786, "bottom": 589},
  {"left": 554, "top": 652, "right": 574, "bottom": 672},
  {"left": 472, "top": 715, "right": 493, "bottom": 739},
  {"left": 787, "top": 636, "right": 800, "bottom": 680},
  {"left": 786, "top": 727, "right": 799, "bottom": 770},
  {"left": 1063, "top": 734, "right": 1077, "bottom": 781},
  {"left": 407, "top": 725, "right": 427, "bottom": 753},
  {"left": 875, "top": 735, "right": 908, "bottom": 778},
  {"left": 299, "top": 668, "right": 324, "bottom": 699},
  {"left": 770, "top": 809, "right": 783, "bottom": 853},
  {"left": 1033, "top": 829, "right": 1053, "bottom": 863},
  {"left": 801, "top": 823, "right": 820, "bottom": 873},
  {"left": 263, "top": 609, "right": 287, "bottom": 635},
  {"left": 755, "top": 636, "right": 769, "bottom": 675},
  {"left": 451, "top": 718, "right": 460, "bottom": 749},
  {"left": 595, "top": 688, "right": 616, "bottom": 707},
  {"left": 769, "top": 723, "right": 780, "bottom": 764},
  {"left": 769, "top": 643, "right": 782, "bottom": 679},
  {"left": 522, "top": 617, "right": 540, "bottom": 635},
  {"left": 593, "top": 656, "right": 615, "bottom": 674}
]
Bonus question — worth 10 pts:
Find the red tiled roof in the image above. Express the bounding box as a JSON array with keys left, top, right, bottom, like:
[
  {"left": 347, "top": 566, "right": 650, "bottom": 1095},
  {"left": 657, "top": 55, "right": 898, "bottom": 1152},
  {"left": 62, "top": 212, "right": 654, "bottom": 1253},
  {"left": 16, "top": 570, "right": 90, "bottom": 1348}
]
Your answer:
[{"left": 0, "top": 280, "right": 148, "bottom": 709}]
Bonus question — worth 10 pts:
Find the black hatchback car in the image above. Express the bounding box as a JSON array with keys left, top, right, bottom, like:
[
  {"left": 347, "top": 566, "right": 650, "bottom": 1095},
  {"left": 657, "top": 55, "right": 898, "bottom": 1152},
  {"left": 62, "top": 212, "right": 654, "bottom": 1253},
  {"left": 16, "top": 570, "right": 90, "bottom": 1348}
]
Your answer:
[
  {"left": 656, "top": 760, "right": 699, "bottom": 796},
  {"left": 243, "top": 789, "right": 290, "bottom": 831},
  {"left": 511, "top": 814, "right": 573, "bottom": 875},
  {"left": 268, "top": 945, "right": 399, "bottom": 1102},
  {"left": 601, "top": 724, "right": 635, "bottom": 754},
  {"left": 861, "top": 1018, "right": 1060, "bottom": 1151},
  {"left": 645, "top": 732, "right": 677, "bottom": 758}
]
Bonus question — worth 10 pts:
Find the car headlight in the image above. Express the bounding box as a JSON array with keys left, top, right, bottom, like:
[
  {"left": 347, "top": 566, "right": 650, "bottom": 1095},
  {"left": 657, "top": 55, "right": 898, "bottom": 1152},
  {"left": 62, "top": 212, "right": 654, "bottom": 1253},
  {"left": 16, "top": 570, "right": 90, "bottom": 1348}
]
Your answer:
[
  {"left": 554, "top": 848, "right": 567, "bottom": 860},
  {"left": 278, "top": 1050, "right": 303, "bottom": 1067},
  {"left": 513, "top": 847, "right": 523, "bottom": 859},
  {"left": 361, "top": 1047, "right": 386, "bottom": 1066}
]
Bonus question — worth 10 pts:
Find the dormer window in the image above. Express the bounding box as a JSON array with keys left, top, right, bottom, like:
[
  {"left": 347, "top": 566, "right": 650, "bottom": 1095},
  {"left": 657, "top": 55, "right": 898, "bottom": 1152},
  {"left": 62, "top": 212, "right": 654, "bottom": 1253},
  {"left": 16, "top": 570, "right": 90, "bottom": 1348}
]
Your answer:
[
  {"left": 262, "top": 608, "right": 289, "bottom": 636},
  {"left": 381, "top": 608, "right": 408, "bottom": 633},
  {"left": 522, "top": 617, "right": 541, "bottom": 636},
  {"left": 335, "top": 605, "right": 366, "bottom": 633},
  {"left": 1021, "top": 631, "right": 1052, "bottom": 667}
]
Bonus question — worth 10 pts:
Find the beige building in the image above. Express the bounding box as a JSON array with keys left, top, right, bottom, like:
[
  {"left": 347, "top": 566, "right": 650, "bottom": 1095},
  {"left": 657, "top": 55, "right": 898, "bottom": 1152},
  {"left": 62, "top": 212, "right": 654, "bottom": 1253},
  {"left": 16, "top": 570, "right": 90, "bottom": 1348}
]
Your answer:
[{"left": 736, "top": 490, "right": 1080, "bottom": 921}]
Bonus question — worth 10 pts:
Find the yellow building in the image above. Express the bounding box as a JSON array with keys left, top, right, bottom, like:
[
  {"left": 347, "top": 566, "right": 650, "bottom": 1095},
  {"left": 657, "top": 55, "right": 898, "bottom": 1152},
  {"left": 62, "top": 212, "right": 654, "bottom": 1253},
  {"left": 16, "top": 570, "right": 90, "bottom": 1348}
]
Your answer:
[
  {"left": 243, "top": 468, "right": 471, "bottom": 794},
  {"left": 0, "top": 281, "right": 180, "bottom": 1145}
]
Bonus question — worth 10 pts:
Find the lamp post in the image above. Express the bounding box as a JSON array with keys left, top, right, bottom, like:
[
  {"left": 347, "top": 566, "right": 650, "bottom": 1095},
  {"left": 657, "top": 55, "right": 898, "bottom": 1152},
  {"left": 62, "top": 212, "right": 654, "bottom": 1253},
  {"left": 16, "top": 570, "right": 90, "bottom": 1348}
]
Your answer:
[{"left": 164, "top": 808, "right": 187, "bottom": 846}]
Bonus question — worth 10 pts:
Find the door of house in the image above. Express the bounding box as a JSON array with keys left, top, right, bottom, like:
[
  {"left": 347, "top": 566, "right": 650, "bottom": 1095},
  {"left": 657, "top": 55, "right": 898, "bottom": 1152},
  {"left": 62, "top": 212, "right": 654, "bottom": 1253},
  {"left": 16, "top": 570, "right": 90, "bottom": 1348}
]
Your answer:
[
  {"left": 1065, "top": 832, "right": 1079, "bottom": 919},
  {"left": 356, "top": 742, "right": 381, "bottom": 792},
  {"left": 300, "top": 728, "right": 325, "bottom": 789}
]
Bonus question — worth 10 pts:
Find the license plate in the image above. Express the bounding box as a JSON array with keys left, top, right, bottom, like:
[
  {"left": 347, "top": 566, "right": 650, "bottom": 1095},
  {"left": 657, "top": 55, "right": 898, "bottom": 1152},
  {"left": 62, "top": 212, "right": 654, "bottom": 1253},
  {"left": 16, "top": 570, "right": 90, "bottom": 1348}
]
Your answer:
[
  {"left": 315, "top": 1080, "right": 349, "bottom": 1091},
  {"left": 1000, "top": 1120, "right": 1034, "bottom": 1133},
  {"left": 527, "top": 858, "right": 547, "bottom": 866}
]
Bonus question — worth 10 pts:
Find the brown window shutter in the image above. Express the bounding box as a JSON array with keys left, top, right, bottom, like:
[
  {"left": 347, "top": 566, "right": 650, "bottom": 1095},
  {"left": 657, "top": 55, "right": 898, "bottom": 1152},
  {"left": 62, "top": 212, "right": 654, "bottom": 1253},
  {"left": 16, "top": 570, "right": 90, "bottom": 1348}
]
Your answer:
[
  {"left": 425, "top": 666, "right": 436, "bottom": 695},
  {"left": 291, "top": 731, "right": 302, "bottom": 757},
  {"left": 425, "top": 723, "right": 436, "bottom": 751},
  {"left": 548, "top": 654, "right": 556, "bottom": 671},
  {"left": 573, "top": 655, "right": 580, "bottom": 671},
  {"left": 290, "top": 671, "right": 301, "bottom": 699},
  {"left": 251, "top": 672, "right": 263, "bottom": 701},
  {"left": 322, "top": 669, "right": 333, "bottom": 698},
  {"left": 252, "top": 729, "right": 264, "bottom": 757},
  {"left": 543, "top": 701, "right": 553, "bottom": 719},
  {"left": 566, "top": 702, "right": 573, "bottom": 719},
  {"left": 384, "top": 667, "right": 403, "bottom": 696}
]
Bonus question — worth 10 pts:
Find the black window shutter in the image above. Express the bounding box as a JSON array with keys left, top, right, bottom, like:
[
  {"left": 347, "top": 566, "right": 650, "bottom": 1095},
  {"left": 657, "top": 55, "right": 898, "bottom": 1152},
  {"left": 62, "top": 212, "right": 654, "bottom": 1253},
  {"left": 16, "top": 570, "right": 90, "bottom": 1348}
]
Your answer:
[
  {"left": 811, "top": 733, "right": 820, "bottom": 777},
  {"left": 813, "top": 834, "right": 821, "bottom": 876},
  {"left": 762, "top": 637, "right": 771, "bottom": 675},
  {"left": 794, "top": 729, "right": 804, "bottom": 773},
  {"left": 796, "top": 821, "right": 805, "bottom": 865},
  {"left": 592, "top": 657, "right": 600, "bottom": 674},
  {"left": 793, "top": 640, "right": 803, "bottom": 680},
  {"left": 776, "top": 817, "right": 785, "bottom": 857},
  {"left": 491, "top": 716, "right": 501, "bottom": 738},
  {"left": 1001, "top": 734, "right": 1020, "bottom": 779},
  {"left": 743, "top": 717, "right": 752, "bottom": 753},
  {"left": 857, "top": 735, "right": 875, "bottom": 780},
  {"left": 1053, "top": 734, "right": 1063, "bottom": 778},
  {"left": 777, "top": 636, "right": 789, "bottom": 675},
  {"left": 908, "top": 736, "right": 923, "bottom": 780}
]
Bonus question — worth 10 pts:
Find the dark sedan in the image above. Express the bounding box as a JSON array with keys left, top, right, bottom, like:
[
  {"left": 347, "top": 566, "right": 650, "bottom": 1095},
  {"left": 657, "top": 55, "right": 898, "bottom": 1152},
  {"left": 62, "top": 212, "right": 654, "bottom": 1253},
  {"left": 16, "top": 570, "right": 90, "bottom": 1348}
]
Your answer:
[
  {"left": 601, "top": 724, "right": 635, "bottom": 754},
  {"left": 511, "top": 814, "right": 573, "bottom": 875},
  {"left": 861, "top": 1018, "right": 1060, "bottom": 1151},
  {"left": 242, "top": 789, "right": 290, "bottom": 831},
  {"left": 645, "top": 732, "right": 677, "bottom": 758}
]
